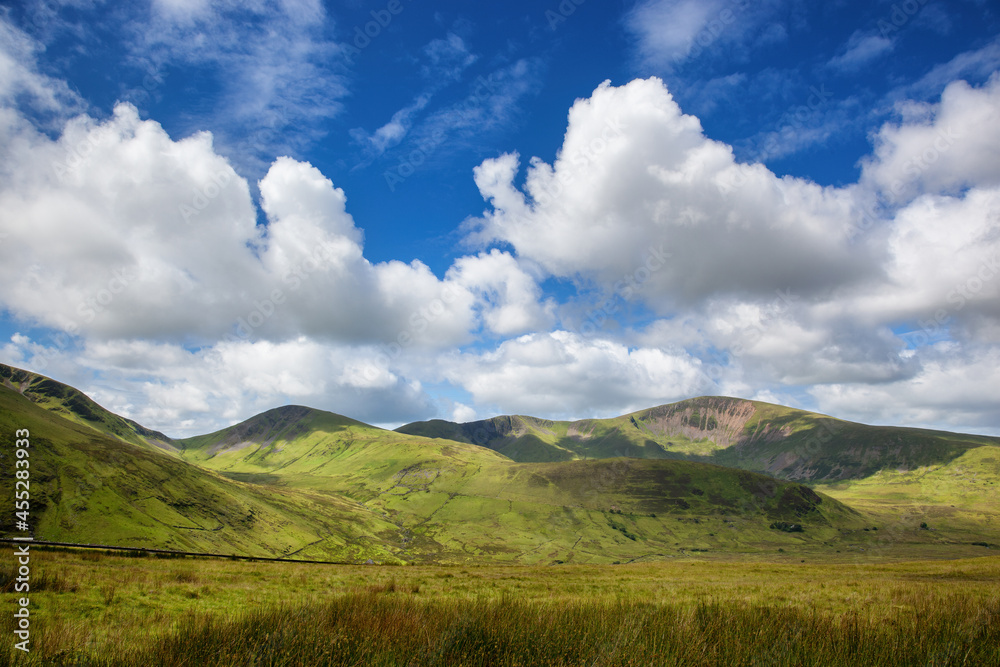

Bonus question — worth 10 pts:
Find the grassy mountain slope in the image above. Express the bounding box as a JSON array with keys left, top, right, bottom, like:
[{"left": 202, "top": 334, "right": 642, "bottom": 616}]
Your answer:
[
  {"left": 399, "top": 397, "right": 1000, "bottom": 556},
  {"left": 0, "top": 382, "right": 402, "bottom": 561},
  {"left": 0, "top": 363, "right": 177, "bottom": 454},
  {"left": 398, "top": 396, "right": 1000, "bottom": 482},
  {"left": 813, "top": 444, "right": 1000, "bottom": 551},
  {"left": 179, "top": 408, "right": 870, "bottom": 563},
  {"left": 7, "top": 363, "right": 990, "bottom": 563}
]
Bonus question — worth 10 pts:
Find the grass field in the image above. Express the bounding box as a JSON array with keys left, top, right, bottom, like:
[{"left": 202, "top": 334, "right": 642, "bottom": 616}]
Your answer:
[{"left": 2, "top": 547, "right": 998, "bottom": 665}]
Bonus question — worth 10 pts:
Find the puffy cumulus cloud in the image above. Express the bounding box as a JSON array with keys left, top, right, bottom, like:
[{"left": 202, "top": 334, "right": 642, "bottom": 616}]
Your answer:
[
  {"left": 441, "top": 331, "right": 710, "bottom": 419},
  {"left": 691, "top": 297, "right": 914, "bottom": 387},
  {"left": 468, "top": 78, "right": 876, "bottom": 308},
  {"left": 810, "top": 345, "right": 1000, "bottom": 436},
  {"left": 462, "top": 75, "right": 1000, "bottom": 425},
  {"left": 861, "top": 74, "right": 1000, "bottom": 205},
  {"left": 867, "top": 188, "right": 1000, "bottom": 333},
  {"left": 0, "top": 103, "right": 262, "bottom": 339},
  {"left": 0, "top": 103, "right": 551, "bottom": 349},
  {"left": 446, "top": 250, "right": 555, "bottom": 336}
]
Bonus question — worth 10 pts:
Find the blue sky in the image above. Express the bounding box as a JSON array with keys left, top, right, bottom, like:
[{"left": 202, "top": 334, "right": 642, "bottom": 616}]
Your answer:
[{"left": 1, "top": 0, "right": 999, "bottom": 437}]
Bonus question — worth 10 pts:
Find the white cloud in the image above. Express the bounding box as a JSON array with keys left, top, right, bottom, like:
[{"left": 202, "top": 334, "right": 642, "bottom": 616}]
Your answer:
[
  {"left": 129, "top": 0, "right": 348, "bottom": 173},
  {"left": 861, "top": 74, "right": 1000, "bottom": 205},
  {"left": 3, "top": 333, "right": 434, "bottom": 435},
  {"left": 455, "top": 74, "right": 1000, "bottom": 431},
  {"left": 422, "top": 32, "right": 477, "bottom": 82},
  {"left": 450, "top": 402, "right": 478, "bottom": 423},
  {"left": 624, "top": 0, "right": 729, "bottom": 68},
  {"left": 0, "top": 103, "right": 263, "bottom": 339},
  {"left": 442, "top": 331, "right": 710, "bottom": 419},
  {"left": 899, "top": 37, "right": 1000, "bottom": 101},
  {"left": 0, "top": 15, "right": 84, "bottom": 121},
  {"left": 810, "top": 344, "right": 1000, "bottom": 435},
  {"left": 350, "top": 41, "right": 531, "bottom": 172},
  {"left": 407, "top": 58, "right": 544, "bottom": 154},
  {"left": 624, "top": 0, "right": 785, "bottom": 70},
  {"left": 467, "top": 78, "right": 876, "bottom": 308},
  {"left": 3, "top": 13, "right": 1000, "bottom": 438},
  {"left": 447, "top": 250, "right": 554, "bottom": 336},
  {"left": 0, "top": 102, "right": 551, "bottom": 350},
  {"left": 828, "top": 31, "right": 894, "bottom": 72}
]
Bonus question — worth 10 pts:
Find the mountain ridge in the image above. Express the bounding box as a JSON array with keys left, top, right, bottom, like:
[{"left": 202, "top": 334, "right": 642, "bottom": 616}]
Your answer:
[
  {"left": 0, "top": 363, "right": 178, "bottom": 453},
  {"left": 397, "top": 396, "right": 1000, "bottom": 482},
  {"left": 1, "top": 363, "right": 883, "bottom": 563}
]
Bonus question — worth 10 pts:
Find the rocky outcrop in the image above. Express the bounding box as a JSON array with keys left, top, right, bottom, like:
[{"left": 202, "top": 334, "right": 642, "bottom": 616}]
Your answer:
[{"left": 628, "top": 397, "right": 791, "bottom": 449}]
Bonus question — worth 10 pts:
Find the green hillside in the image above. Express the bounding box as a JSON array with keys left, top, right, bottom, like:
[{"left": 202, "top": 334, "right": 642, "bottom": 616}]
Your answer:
[
  {"left": 178, "top": 405, "right": 871, "bottom": 563},
  {"left": 1, "top": 363, "right": 177, "bottom": 454},
  {"left": 398, "top": 397, "right": 1000, "bottom": 556},
  {"left": 0, "top": 382, "right": 402, "bottom": 562}
]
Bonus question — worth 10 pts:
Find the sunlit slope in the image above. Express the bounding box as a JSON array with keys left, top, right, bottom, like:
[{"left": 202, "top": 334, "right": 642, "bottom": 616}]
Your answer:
[
  {"left": 399, "top": 397, "right": 1000, "bottom": 482},
  {"left": 814, "top": 445, "right": 1000, "bottom": 551},
  {"left": 0, "top": 362, "right": 177, "bottom": 454},
  {"left": 181, "top": 407, "right": 868, "bottom": 563},
  {"left": 0, "top": 384, "right": 402, "bottom": 561}
]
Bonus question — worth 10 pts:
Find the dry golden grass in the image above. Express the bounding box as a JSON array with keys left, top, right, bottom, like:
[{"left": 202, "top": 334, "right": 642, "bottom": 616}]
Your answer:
[{"left": 1, "top": 548, "right": 998, "bottom": 665}]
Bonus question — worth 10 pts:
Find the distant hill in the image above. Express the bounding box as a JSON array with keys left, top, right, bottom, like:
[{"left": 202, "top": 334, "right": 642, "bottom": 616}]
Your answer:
[{"left": 397, "top": 396, "right": 1000, "bottom": 482}]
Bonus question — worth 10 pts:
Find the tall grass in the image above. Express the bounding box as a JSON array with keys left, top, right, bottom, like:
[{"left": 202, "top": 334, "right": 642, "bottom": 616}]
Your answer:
[{"left": 8, "top": 591, "right": 998, "bottom": 666}]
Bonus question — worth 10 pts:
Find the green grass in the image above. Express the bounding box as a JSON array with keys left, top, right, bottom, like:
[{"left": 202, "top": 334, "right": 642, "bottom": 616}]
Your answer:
[
  {"left": 815, "top": 445, "right": 1000, "bottom": 554},
  {"left": 3, "top": 548, "right": 998, "bottom": 666}
]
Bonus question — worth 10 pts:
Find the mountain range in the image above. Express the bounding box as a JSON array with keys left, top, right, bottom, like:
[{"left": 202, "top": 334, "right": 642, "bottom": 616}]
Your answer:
[{"left": 2, "top": 362, "right": 998, "bottom": 564}]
